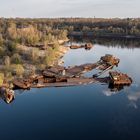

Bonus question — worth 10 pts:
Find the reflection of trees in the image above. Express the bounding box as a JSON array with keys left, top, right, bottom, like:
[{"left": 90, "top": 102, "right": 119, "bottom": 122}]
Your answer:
[
  {"left": 102, "top": 84, "right": 125, "bottom": 96},
  {"left": 69, "top": 37, "right": 140, "bottom": 49},
  {"left": 103, "top": 84, "right": 131, "bottom": 97},
  {"left": 94, "top": 38, "right": 140, "bottom": 49}
]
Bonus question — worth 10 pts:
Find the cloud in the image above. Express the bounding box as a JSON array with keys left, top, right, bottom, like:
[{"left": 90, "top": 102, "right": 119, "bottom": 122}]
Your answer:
[
  {"left": 102, "top": 89, "right": 119, "bottom": 96},
  {"left": 128, "top": 92, "right": 140, "bottom": 102},
  {"left": 127, "top": 89, "right": 140, "bottom": 109}
]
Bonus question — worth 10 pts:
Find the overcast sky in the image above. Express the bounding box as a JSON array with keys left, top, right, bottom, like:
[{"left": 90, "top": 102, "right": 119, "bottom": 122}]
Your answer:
[{"left": 0, "top": 0, "right": 139, "bottom": 18}]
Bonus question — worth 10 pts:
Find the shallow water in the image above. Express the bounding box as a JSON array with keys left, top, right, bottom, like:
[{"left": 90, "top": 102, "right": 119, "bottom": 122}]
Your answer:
[{"left": 0, "top": 39, "right": 140, "bottom": 140}]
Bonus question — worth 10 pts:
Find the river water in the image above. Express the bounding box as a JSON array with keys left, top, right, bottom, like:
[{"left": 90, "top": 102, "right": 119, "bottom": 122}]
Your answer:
[{"left": 0, "top": 38, "right": 140, "bottom": 140}]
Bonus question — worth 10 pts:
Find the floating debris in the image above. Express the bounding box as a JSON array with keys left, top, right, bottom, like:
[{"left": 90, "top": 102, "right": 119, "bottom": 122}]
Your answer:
[
  {"left": 70, "top": 45, "right": 81, "bottom": 49},
  {"left": 70, "top": 43, "right": 93, "bottom": 50}
]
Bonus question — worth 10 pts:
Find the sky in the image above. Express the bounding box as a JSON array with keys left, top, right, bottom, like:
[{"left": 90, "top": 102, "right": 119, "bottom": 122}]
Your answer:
[{"left": 0, "top": 0, "right": 140, "bottom": 18}]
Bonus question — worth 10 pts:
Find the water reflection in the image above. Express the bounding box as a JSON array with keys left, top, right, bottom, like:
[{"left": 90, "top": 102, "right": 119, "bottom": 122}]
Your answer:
[
  {"left": 103, "top": 89, "right": 120, "bottom": 97},
  {"left": 108, "top": 83, "right": 125, "bottom": 92},
  {"left": 128, "top": 92, "right": 140, "bottom": 102},
  {"left": 69, "top": 37, "right": 140, "bottom": 49},
  {"left": 127, "top": 85, "right": 140, "bottom": 109},
  {"left": 67, "top": 37, "right": 140, "bottom": 110},
  {"left": 102, "top": 83, "right": 140, "bottom": 109},
  {"left": 103, "top": 81, "right": 131, "bottom": 96},
  {"left": 0, "top": 87, "right": 15, "bottom": 104}
]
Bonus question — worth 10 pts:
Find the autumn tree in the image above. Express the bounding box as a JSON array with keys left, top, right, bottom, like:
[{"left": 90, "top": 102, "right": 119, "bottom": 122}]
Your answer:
[
  {"left": 15, "top": 64, "right": 24, "bottom": 76},
  {"left": 17, "top": 25, "right": 40, "bottom": 45},
  {"left": 11, "top": 53, "right": 22, "bottom": 64},
  {"left": 0, "top": 34, "right": 4, "bottom": 46},
  {"left": 3, "top": 56, "right": 10, "bottom": 66},
  {"left": 6, "top": 22, "right": 18, "bottom": 41}
]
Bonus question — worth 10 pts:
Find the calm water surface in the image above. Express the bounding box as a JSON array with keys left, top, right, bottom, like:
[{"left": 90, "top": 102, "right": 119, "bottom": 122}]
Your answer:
[{"left": 0, "top": 39, "right": 140, "bottom": 140}]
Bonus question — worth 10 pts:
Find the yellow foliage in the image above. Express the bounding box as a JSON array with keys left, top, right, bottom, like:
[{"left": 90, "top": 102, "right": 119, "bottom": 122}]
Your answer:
[
  {"left": 14, "top": 64, "right": 24, "bottom": 76},
  {"left": 0, "top": 73, "right": 4, "bottom": 86}
]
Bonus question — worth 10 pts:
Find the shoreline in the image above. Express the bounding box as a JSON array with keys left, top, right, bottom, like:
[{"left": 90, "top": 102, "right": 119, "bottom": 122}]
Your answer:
[{"left": 53, "top": 45, "right": 70, "bottom": 66}]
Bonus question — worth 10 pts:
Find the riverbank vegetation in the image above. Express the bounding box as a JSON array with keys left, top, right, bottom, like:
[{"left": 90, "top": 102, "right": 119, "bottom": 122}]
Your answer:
[{"left": 0, "top": 18, "right": 68, "bottom": 82}]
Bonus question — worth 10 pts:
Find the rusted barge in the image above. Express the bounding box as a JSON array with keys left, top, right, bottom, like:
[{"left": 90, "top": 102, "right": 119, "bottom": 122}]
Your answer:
[
  {"left": 13, "top": 79, "right": 31, "bottom": 89},
  {"left": 100, "top": 54, "right": 120, "bottom": 66},
  {"left": 31, "top": 77, "right": 96, "bottom": 88},
  {"left": 13, "top": 70, "right": 132, "bottom": 90},
  {"left": 42, "top": 54, "right": 119, "bottom": 78},
  {"left": 12, "top": 55, "right": 132, "bottom": 90},
  {"left": 109, "top": 71, "right": 132, "bottom": 85}
]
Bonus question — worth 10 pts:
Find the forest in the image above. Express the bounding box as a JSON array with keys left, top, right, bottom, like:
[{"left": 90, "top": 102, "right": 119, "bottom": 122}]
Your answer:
[
  {"left": 55, "top": 18, "right": 140, "bottom": 35},
  {"left": 0, "top": 17, "right": 140, "bottom": 83}
]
